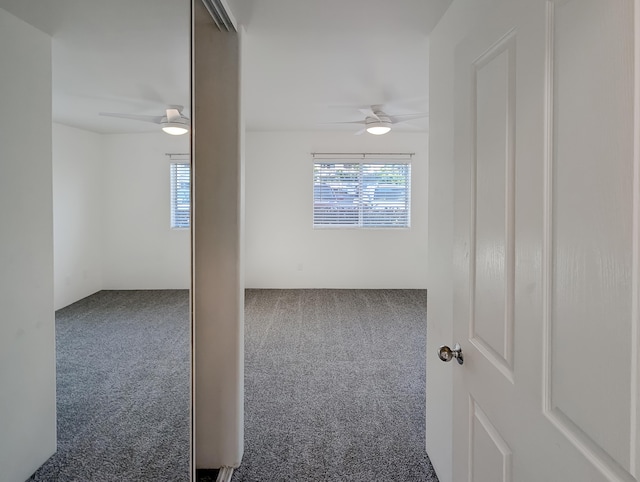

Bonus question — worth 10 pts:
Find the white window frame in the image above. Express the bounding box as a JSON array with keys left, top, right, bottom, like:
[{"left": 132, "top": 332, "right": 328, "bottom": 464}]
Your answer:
[
  {"left": 170, "top": 161, "right": 191, "bottom": 229},
  {"left": 312, "top": 153, "right": 412, "bottom": 229}
]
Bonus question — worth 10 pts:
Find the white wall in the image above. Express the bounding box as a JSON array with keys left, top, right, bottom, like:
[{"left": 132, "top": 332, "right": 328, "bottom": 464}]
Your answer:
[
  {"left": 53, "top": 123, "right": 104, "bottom": 310},
  {"left": 245, "top": 130, "right": 428, "bottom": 288},
  {"left": 426, "top": 1, "right": 499, "bottom": 481},
  {"left": 53, "top": 127, "right": 190, "bottom": 305},
  {"left": 0, "top": 7, "right": 57, "bottom": 481},
  {"left": 101, "top": 132, "right": 190, "bottom": 290}
]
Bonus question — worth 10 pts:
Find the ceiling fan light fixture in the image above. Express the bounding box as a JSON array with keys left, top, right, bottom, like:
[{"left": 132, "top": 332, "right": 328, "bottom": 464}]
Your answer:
[
  {"left": 161, "top": 121, "right": 189, "bottom": 136},
  {"left": 365, "top": 114, "right": 392, "bottom": 135},
  {"left": 366, "top": 123, "right": 391, "bottom": 135}
]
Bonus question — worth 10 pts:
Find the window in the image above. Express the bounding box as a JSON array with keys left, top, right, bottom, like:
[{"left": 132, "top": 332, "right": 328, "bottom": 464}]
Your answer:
[
  {"left": 313, "top": 160, "right": 411, "bottom": 228},
  {"left": 170, "top": 162, "right": 191, "bottom": 228}
]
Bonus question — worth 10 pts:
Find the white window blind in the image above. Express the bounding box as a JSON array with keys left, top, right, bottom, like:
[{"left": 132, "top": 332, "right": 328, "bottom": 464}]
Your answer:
[
  {"left": 313, "top": 159, "right": 411, "bottom": 228},
  {"left": 170, "top": 162, "right": 191, "bottom": 228}
]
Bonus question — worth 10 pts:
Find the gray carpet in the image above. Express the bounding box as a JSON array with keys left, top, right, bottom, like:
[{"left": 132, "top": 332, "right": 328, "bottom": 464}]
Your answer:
[
  {"left": 27, "top": 289, "right": 436, "bottom": 482},
  {"left": 234, "top": 289, "right": 437, "bottom": 482},
  {"left": 28, "top": 290, "right": 191, "bottom": 482}
]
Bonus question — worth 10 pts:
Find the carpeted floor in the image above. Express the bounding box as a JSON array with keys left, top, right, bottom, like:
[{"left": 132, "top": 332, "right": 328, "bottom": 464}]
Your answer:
[
  {"left": 27, "top": 289, "right": 436, "bottom": 481},
  {"left": 234, "top": 289, "right": 437, "bottom": 482},
  {"left": 28, "top": 290, "right": 191, "bottom": 482}
]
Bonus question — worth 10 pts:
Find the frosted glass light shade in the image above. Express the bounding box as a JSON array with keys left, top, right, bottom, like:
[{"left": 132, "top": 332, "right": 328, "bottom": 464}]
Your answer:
[
  {"left": 162, "top": 123, "right": 189, "bottom": 135},
  {"left": 366, "top": 125, "right": 391, "bottom": 135}
]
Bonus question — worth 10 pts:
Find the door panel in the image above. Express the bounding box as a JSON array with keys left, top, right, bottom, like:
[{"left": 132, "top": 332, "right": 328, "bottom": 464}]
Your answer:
[
  {"left": 545, "top": 0, "right": 635, "bottom": 476},
  {"left": 450, "top": 0, "right": 639, "bottom": 480},
  {"left": 472, "top": 31, "right": 517, "bottom": 380},
  {"left": 470, "top": 398, "right": 512, "bottom": 482},
  {"left": 453, "top": 12, "right": 524, "bottom": 481}
]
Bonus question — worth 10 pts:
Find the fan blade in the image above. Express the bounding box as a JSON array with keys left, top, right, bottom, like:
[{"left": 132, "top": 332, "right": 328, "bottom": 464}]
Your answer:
[
  {"left": 358, "top": 108, "right": 379, "bottom": 120},
  {"left": 394, "top": 121, "right": 426, "bottom": 131},
  {"left": 388, "top": 113, "right": 429, "bottom": 124},
  {"left": 99, "top": 112, "right": 163, "bottom": 124},
  {"left": 354, "top": 128, "right": 367, "bottom": 136},
  {"left": 320, "top": 120, "right": 367, "bottom": 125},
  {"left": 166, "top": 108, "right": 182, "bottom": 122}
]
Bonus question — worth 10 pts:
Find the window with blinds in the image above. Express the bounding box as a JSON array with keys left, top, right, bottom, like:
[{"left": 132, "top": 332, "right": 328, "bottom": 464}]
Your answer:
[
  {"left": 170, "top": 162, "right": 191, "bottom": 229},
  {"left": 313, "top": 161, "right": 411, "bottom": 228}
]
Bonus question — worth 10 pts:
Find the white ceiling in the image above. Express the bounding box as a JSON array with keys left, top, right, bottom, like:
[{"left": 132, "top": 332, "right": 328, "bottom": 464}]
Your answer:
[{"left": 0, "top": 0, "right": 452, "bottom": 134}]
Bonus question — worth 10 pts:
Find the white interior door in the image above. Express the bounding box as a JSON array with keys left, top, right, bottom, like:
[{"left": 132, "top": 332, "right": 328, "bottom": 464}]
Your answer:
[{"left": 448, "top": 0, "right": 639, "bottom": 480}]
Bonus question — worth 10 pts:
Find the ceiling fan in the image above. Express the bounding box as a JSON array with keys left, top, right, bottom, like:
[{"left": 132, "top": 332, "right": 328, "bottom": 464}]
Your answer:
[
  {"left": 99, "top": 105, "right": 190, "bottom": 135},
  {"left": 327, "top": 104, "right": 428, "bottom": 135}
]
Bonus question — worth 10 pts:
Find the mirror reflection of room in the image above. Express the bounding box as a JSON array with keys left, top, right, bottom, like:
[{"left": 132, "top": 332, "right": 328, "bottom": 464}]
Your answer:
[{"left": 0, "top": 1, "right": 191, "bottom": 480}]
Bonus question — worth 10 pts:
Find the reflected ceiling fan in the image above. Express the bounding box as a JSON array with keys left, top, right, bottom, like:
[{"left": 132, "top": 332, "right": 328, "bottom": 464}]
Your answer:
[
  {"left": 326, "top": 104, "right": 428, "bottom": 135},
  {"left": 99, "top": 105, "right": 190, "bottom": 135}
]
